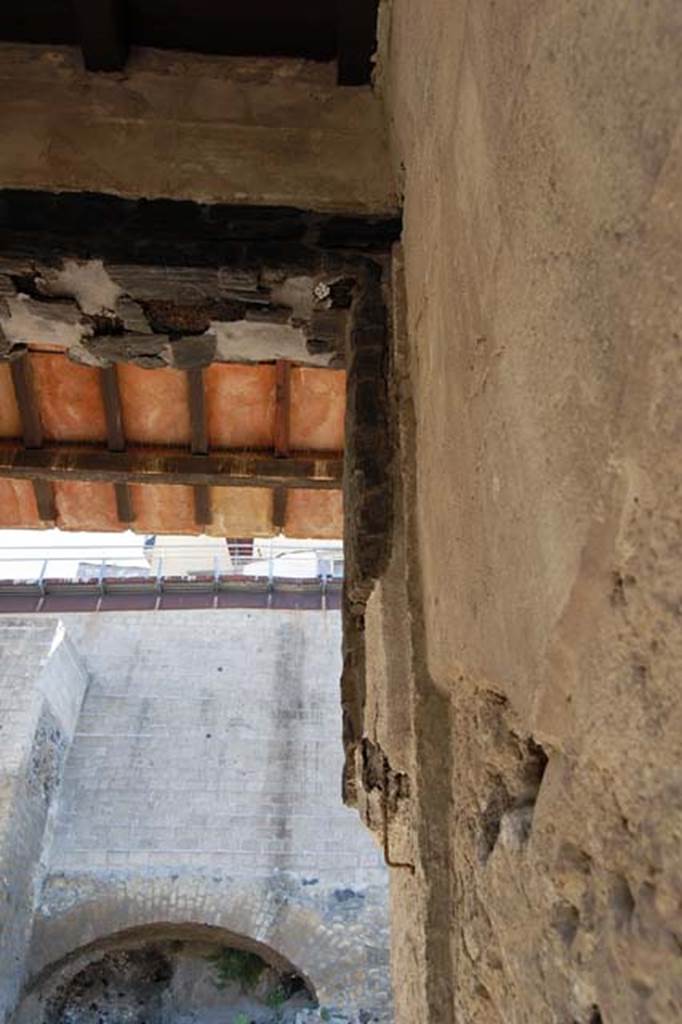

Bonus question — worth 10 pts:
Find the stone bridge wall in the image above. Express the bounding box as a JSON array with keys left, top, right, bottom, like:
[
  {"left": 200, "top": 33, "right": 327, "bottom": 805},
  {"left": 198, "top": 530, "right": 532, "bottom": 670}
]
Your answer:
[
  {"left": 0, "top": 609, "right": 390, "bottom": 1022},
  {"left": 0, "top": 620, "right": 88, "bottom": 1022}
]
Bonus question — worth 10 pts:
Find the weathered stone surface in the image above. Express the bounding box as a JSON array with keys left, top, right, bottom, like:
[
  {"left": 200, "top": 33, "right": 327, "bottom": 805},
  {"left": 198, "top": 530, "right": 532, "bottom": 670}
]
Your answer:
[
  {"left": 0, "top": 621, "right": 88, "bottom": 1023},
  {"left": 0, "top": 44, "right": 397, "bottom": 215},
  {"left": 4, "top": 611, "right": 391, "bottom": 1024},
  {"left": 344, "top": 4, "right": 682, "bottom": 1023}
]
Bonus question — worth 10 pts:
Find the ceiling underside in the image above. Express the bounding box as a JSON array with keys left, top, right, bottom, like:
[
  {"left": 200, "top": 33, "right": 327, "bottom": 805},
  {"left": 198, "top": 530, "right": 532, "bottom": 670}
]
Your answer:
[
  {"left": 0, "top": 355, "right": 345, "bottom": 538},
  {"left": 0, "top": 0, "right": 379, "bottom": 83},
  {"left": 0, "top": 189, "right": 398, "bottom": 541}
]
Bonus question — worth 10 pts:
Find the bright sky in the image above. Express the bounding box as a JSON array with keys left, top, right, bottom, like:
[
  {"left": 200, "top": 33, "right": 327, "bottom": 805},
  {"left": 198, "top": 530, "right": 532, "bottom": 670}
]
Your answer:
[
  {"left": 0, "top": 529, "right": 148, "bottom": 581},
  {"left": 0, "top": 530, "right": 343, "bottom": 582}
]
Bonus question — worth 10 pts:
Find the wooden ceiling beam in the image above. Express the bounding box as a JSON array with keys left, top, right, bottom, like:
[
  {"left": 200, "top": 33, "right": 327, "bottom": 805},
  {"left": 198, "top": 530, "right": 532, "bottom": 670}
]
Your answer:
[
  {"left": 187, "top": 368, "right": 208, "bottom": 456},
  {"left": 338, "top": 0, "right": 379, "bottom": 86},
  {"left": 73, "top": 0, "right": 129, "bottom": 72},
  {"left": 272, "top": 487, "right": 288, "bottom": 533},
  {"left": 186, "top": 367, "right": 212, "bottom": 527},
  {"left": 0, "top": 444, "right": 343, "bottom": 490},
  {"left": 32, "top": 479, "right": 57, "bottom": 523},
  {"left": 274, "top": 359, "right": 291, "bottom": 458},
  {"left": 99, "top": 365, "right": 134, "bottom": 525},
  {"left": 100, "top": 366, "right": 126, "bottom": 452},
  {"left": 10, "top": 353, "right": 43, "bottom": 449},
  {"left": 9, "top": 351, "right": 56, "bottom": 523}
]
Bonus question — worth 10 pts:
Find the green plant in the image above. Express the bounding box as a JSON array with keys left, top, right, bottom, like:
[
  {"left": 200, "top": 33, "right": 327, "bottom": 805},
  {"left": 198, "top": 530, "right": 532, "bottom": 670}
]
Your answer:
[
  {"left": 264, "top": 983, "right": 284, "bottom": 1015},
  {"left": 320, "top": 1010, "right": 331, "bottom": 1022},
  {"left": 265, "top": 985, "right": 287, "bottom": 1016},
  {"left": 206, "top": 947, "right": 265, "bottom": 991},
  {"left": 234, "top": 1014, "right": 250, "bottom": 1024}
]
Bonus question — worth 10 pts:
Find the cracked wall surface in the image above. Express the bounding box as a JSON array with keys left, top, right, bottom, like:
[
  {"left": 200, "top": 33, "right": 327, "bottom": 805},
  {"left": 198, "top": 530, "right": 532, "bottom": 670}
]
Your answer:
[{"left": 343, "top": 2, "right": 682, "bottom": 1023}]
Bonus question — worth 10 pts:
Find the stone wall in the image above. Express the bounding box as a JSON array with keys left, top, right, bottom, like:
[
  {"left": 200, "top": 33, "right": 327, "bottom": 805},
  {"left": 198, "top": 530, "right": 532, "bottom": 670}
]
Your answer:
[
  {"left": 7, "top": 610, "right": 390, "bottom": 1023},
  {"left": 347, "top": 2, "right": 682, "bottom": 1023},
  {"left": 0, "top": 619, "right": 88, "bottom": 1022}
]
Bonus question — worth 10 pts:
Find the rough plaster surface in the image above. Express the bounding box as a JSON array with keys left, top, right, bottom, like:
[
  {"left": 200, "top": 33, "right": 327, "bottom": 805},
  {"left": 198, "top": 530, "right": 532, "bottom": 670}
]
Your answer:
[
  {"left": 0, "top": 44, "right": 397, "bottom": 215},
  {"left": 4, "top": 611, "right": 390, "bottom": 1022},
  {"left": 0, "top": 261, "right": 345, "bottom": 369},
  {"left": 346, "top": 3, "right": 682, "bottom": 1023}
]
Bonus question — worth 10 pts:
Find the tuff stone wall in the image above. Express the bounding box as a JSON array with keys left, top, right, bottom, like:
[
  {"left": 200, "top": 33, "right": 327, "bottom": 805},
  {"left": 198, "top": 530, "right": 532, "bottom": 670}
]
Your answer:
[
  {"left": 0, "top": 619, "right": 88, "bottom": 1022},
  {"left": 345, "top": 2, "right": 682, "bottom": 1023},
  {"left": 7, "top": 610, "right": 390, "bottom": 1023}
]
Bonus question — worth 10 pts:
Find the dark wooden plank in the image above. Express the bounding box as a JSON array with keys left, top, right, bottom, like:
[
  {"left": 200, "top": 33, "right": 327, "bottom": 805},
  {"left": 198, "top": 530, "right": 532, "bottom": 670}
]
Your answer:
[
  {"left": 272, "top": 487, "right": 288, "bottom": 532},
  {"left": 274, "top": 359, "right": 291, "bottom": 457},
  {"left": 338, "top": 0, "right": 379, "bottom": 85},
  {"left": 33, "top": 480, "right": 56, "bottom": 523},
  {"left": 100, "top": 366, "right": 134, "bottom": 524},
  {"left": 114, "top": 483, "right": 134, "bottom": 524},
  {"left": 100, "top": 366, "right": 126, "bottom": 451},
  {"left": 9, "top": 351, "right": 57, "bottom": 522},
  {"left": 194, "top": 485, "right": 213, "bottom": 527},
  {"left": 0, "top": 444, "right": 343, "bottom": 490},
  {"left": 0, "top": 1, "right": 337, "bottom": 61},
  {"left": 73, "top": 0, "right": 129, "bottom": 72},
  {"left": 187, "top": 368, "right": 208, "bottom": 455},
  {"left": 10, "top": 353, "right": 42, "bottom": 449}
]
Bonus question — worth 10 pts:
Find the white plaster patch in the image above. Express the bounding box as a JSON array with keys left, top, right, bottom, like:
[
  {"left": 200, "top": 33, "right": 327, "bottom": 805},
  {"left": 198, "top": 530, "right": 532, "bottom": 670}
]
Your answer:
[
  {"left": 210, "top": 319, "right": 331, "bottom": 366},
  {"left": 270, "top": 275, "right": 315, "bottom": 321},
  {"left": 38, "top": 259, "right": 122, "bottom": 314},
  {"left": 1, "top": 295, "right": 88, "bottom": 351}
]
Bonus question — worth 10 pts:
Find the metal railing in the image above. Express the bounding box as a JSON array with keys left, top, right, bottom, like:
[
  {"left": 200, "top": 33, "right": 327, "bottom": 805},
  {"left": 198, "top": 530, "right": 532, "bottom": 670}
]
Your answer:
[{"left": 0, "top": 542, "right": 344, "bottom": 614}]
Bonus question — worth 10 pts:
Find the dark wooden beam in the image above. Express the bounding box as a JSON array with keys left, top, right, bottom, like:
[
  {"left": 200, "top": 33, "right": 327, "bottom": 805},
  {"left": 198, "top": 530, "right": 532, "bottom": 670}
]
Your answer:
[
  {"left": 0, "top": 444, "right": 343, "bottom": 490},
  {"left": 338, "top": 0, "right": 379, "bottom": 85},
  {"left": 114, "top": 484, "right": 134, "bottom": 524},
  {"left": 193, "top": 486, "right": 213, "bottom": 528},
  {"left": 10, "top": 353, "right": 43, "bottom": 449},
  {"left": 100, "top": 366, "right": 126, "bottom": 451},
  {"left": 33, "top": 480, "right": 57, "bottom": 523},
  {"left": 272, "top": 487, "right": 288, "bottom": 532},
  {"left": 9, "top": 352, "right": 57, "bottom": 522},
  {"left": 186, "top": 367, "right": 212, "bottom": 526},
  {"left": 187, "top": 368, "right": 208, "bottom": 455},
  {"left": 73, "top": 0, "right": 129, "bottom": 72},
  {"left": 99, "top": 365, "right": 134, "bottom": 525},
  {"left": 274, "top": 359, "right": 291, "bottom": 457}
]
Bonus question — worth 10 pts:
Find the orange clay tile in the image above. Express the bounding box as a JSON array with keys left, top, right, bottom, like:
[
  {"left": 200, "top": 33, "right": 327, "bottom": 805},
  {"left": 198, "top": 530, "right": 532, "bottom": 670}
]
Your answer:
[
  {"left": 0, "top": 479, "right": 40, "bottom": 527},
  {"left": 206, "top": 486, "right": 273, "bottom": 537},
  {"left": 54, "top": 482, "right": 122, "bottom": 532},
  {"left": 30, "top": 353, "right": 108, "bottom": 443},
  {"left": 118, "top": 364, "right": 191, "bottom": 446},
  {"left": 129, "top": 483, "right": 196, "bottom": 534},
  {"left": 204, "top": 363, "right": 276, "bottom": 450},
  {"left": 285, "top": 489, "right": 343, "bottom": 539},
  {"left": 289, "top": 368, "right": 345, "bottom": 452}
]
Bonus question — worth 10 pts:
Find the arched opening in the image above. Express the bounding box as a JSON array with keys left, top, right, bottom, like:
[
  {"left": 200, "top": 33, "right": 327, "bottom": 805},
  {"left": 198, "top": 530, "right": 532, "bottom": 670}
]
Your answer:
[{"left": 18, "top": 923, "right": 317, "bottom": 1024}]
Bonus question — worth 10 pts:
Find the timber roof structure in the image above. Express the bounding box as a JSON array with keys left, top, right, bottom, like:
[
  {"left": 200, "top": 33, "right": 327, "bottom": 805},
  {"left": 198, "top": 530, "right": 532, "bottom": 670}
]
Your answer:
[
  {"left": 0, "top": 191, "right": 398, "bottom": 539},
  {"left": 0, "top": 0, "right": 379, "bottom": 84}
]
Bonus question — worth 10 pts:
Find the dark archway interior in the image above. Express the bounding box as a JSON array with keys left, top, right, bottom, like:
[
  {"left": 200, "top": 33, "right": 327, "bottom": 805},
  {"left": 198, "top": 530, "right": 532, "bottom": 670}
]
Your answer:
[{"left": 26, "top": 925, "right": 316, "bottom": 1024}]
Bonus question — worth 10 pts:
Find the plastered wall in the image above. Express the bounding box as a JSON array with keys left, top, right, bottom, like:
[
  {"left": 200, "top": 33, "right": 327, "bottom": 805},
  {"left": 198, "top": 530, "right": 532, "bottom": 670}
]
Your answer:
[{"left": 356, "top": 2, "right": 682, "bottom": 1022}]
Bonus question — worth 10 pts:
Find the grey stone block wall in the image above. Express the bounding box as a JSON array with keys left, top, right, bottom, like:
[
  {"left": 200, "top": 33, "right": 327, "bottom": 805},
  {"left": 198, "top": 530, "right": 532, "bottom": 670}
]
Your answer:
[
  {"left": 0, "top": 619, "right": 88, "bottom": 1023},
  {"left": 8, "top": 610, "right": 391, "bottom": 1021}
]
